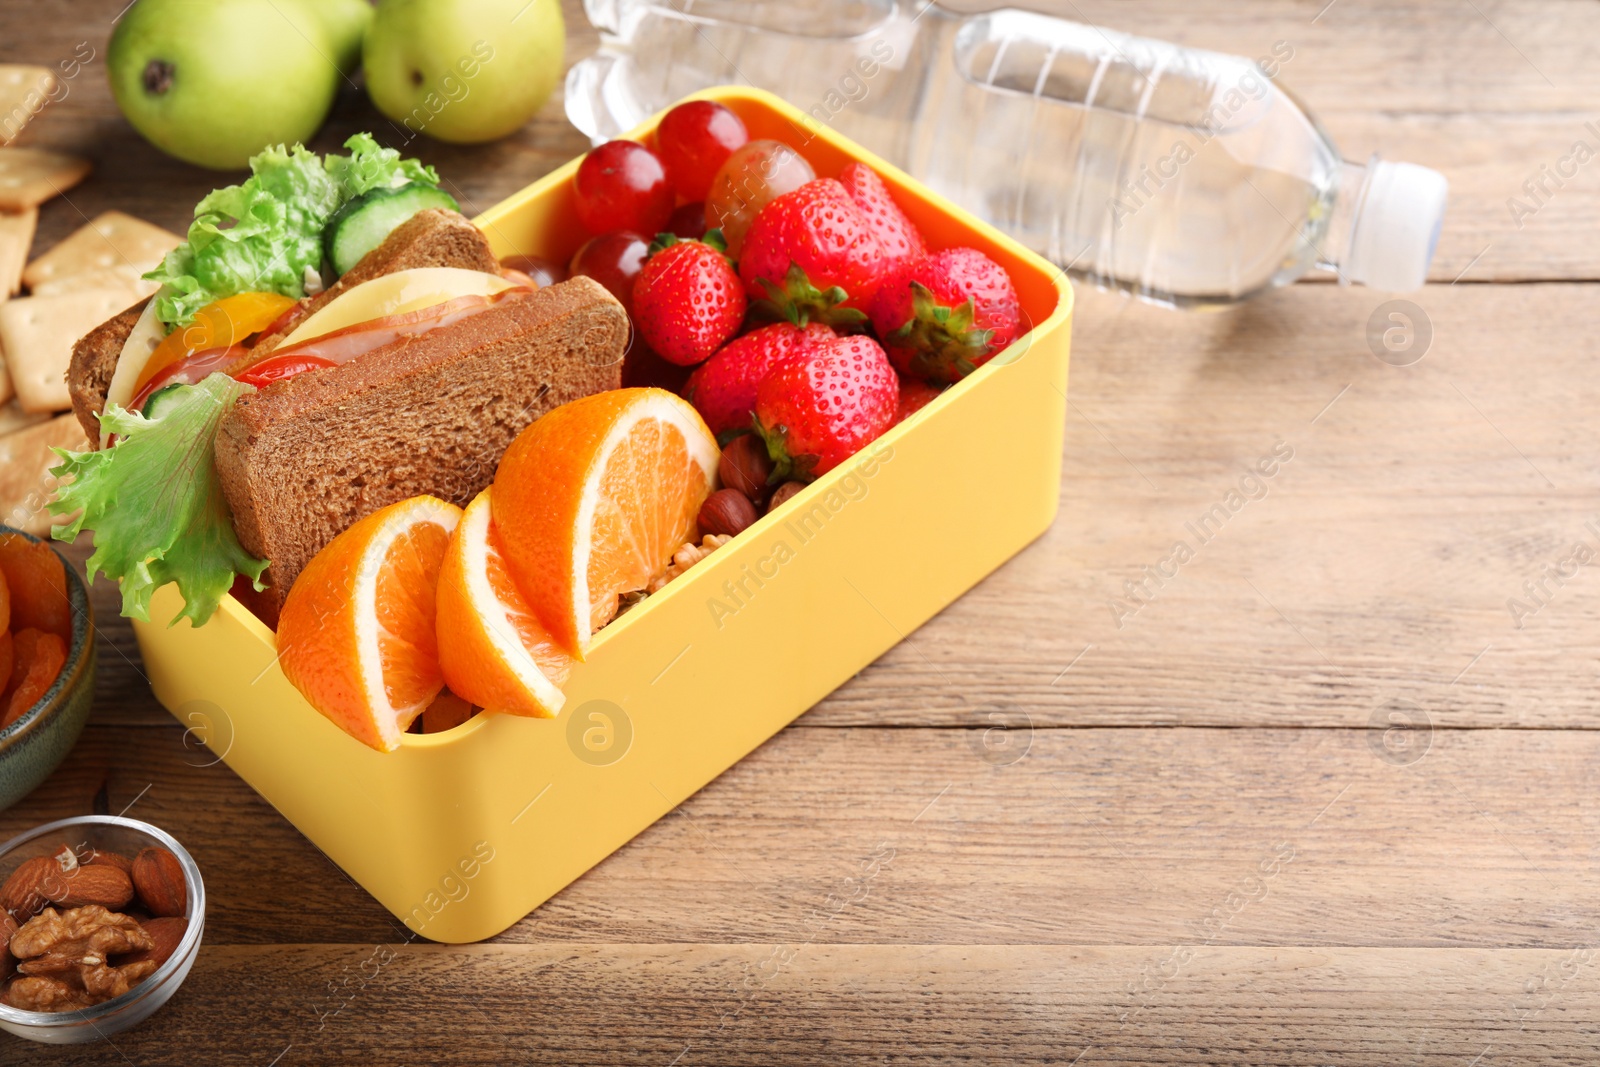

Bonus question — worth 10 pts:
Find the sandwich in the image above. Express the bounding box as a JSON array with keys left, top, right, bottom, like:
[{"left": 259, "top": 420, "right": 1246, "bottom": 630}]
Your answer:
[{"left": 50, "top": 135, "right": 628, "bottom": 628}]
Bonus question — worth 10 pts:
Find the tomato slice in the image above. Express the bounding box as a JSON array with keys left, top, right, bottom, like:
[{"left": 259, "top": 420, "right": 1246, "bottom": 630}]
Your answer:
[
  {"left": 234, "top": 355, "right": 337, "bottom": 389},
  {"left": 135, "top": 292, "right": 299, "bottom": 395}
]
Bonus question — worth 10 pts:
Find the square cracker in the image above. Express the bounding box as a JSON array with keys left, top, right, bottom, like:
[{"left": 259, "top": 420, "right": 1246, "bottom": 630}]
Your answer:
[
  {"left": 0, "top": 411, "right": 88, "bottom": 536},
  {"left": 0, "top": 147, "right": 91, "bottom": 212},
  {"left": 0, "top": 208, "right": 36, "bottom": 297},
  {"left": 31, "top": 264, "right": 160, "bottom": 299},
  {"left": 0, "top": 66, "right": 57, "bottom": 147},
  {"left": 24, "top": 210, "right": 181, "bottom": 290},
  {"left": 0, "top": 280, "right": 150, "bottom": 413}
]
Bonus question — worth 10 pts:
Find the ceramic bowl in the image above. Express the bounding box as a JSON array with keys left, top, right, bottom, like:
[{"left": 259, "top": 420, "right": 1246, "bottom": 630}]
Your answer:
[{"left": 0, "top": 527, "right": 94, "bottom": 812}]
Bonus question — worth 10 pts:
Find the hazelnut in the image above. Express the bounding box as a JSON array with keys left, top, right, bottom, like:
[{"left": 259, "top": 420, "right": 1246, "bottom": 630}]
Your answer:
[
  {"left": 718, "top": 434, "right": 773, "bottom": 504},
  {"left": 767, "top": 481, "right": 805, "bottom": 514},
  {"left": 697, "top": 488, "right": 758, "bottom": 538}
]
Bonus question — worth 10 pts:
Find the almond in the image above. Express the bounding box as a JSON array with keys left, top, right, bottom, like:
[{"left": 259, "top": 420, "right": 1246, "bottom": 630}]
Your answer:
[
  {"left": 0, "top": 857, "right": 56, "bottom": 921},
  {"left": 82, "top": 848, "right": 134, "bottom": 875},
  {"left": 121, "top": 916, "right": 188, "bottom": 969},
  {"left": 49, "top": 864, "right": 134, "bottom": 910},
  {"left": 131, "top": 848, "right": 186, "bottom": 918}
]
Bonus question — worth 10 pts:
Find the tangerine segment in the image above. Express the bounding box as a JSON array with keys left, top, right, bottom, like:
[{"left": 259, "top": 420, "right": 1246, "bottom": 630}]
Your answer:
[
  {"left": 278, "top": 496, "right": 462, "bottom": 753},
  {"left": 0, "top": 535, "right": 69, "bottom": 640},
  {"left": 493, "top": 388, "right": 718, "bottom": 656},
  {"left": 437, "top": 490, "right": 572, "bottom": 718},
  {"left": 2, "top": 628, "right": 66, "bottom": 728}
]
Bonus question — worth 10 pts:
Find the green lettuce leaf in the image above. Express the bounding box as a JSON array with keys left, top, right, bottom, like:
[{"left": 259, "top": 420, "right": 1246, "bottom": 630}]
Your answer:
[
  {"left": 49, "top": 374, "right": 268, "bottom": 628},
  {"left": 144, "top": 134, "right": 444, "bottom": 331},
  {"left": 327, "top": 132, "right": 441, "bottom": 198}
]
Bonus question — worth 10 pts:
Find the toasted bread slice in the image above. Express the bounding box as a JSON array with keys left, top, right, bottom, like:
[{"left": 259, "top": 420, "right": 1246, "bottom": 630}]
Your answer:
[
  {"left": 64, "top": 209, "right": 500, "bottom": 447},
  {"left": 215, "top": 276, "right": 628, "bottom": 627}
]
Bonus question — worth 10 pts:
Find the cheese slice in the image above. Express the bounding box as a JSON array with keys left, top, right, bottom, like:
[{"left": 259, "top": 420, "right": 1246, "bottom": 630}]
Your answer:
[
  {"left": 99, "top": 297, "right": 166, "bottom": 447},
  {"left": 278, "top": 268, "right": 513, "bottom": 349}
]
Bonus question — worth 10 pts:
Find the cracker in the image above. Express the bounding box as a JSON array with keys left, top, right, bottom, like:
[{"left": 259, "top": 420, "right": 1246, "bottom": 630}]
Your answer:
[
  {"left": 23, "top": 210, "right": 181, "bottom": 290},
  {"left": 0, "top": 399, "right": 48, "bottom": 436},
  {"left": 30, "top": 263, "right": 159, "bottom": 298},
  {"left": 0, "top": 66, "right": 56, "bottom": 147},
  {"left": 0, "top": 281, "right": 150, "bottom": 413},
  {"left": 0, "top": 411, "right": 88, "bottom": 536},
  {"left": 0, "top": 208, "right": 35, "bottom": 297},
  {"left": 0, "top": 148, "right": 91, "bottom": 212}
]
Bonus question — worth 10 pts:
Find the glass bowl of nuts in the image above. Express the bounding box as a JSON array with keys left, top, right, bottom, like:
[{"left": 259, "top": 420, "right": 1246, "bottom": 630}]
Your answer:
[{"left": 0, "top": 815, "right": 204, "bottom": 1043}]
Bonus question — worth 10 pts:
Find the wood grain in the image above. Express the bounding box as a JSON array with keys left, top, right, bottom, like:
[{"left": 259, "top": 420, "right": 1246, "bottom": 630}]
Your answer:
[
  {"left": 17, "top": 943, "right": 1600, "bottom": 1066},
  {"left": 1, "top": 2, "right": 1595, "bottom": 1064},
  {"left": 6, "top": 723, "right": 1597, "bottom": 951}
]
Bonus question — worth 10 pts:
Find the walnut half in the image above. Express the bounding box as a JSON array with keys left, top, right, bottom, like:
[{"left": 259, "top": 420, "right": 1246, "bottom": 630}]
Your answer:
[{"left": 6, "top": 905, "right": 158, "bottom": 1012}]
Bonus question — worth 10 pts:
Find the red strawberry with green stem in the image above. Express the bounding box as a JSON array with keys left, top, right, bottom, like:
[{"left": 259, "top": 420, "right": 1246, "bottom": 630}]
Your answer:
[
  {"left": 869, "top": 247, "right": 1023, "bottom": 384},
  {"left": 633, "top": 231, "right": 746, "bottom": 367},
  {"left": 683, "top": 321, "right": 834, "bottom": 439},
  {"left": 839, "top": 162, "right": 926, "bottom": 272},
  {"left": 739, "top": 178, "right": 886, "bottom": 329},
  {"left": 753, "top": 334, "right": 898, "bottom": 481}
]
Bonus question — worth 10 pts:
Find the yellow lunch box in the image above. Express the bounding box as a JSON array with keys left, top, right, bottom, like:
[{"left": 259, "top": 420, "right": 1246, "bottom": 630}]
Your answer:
[{"left": 131, "top": 87, "right": 1075, "bottom": 944}]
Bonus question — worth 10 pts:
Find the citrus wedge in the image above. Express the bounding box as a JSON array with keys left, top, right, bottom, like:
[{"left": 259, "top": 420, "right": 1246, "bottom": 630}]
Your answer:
[
  {"left": 278, "top": 496, "right": 462, "bottom": 752},
  {"left": 436, "top": 489, "right": 573, "bottom": 718},
  {"left": 493, "top": 388, "right": 719, "bottom": 656}
]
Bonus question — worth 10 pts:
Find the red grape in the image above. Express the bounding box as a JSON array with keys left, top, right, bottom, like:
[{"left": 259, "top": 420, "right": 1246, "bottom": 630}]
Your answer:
[
  {"left": 665, "top": 202, "right": 709, "bottom": 241},
  {"left": 569, "top": 231, "right": 650, "bottom": 315},
  {"left": 574, "top": 141, "right": 674, "bottom": 236},
  {"left": 500, "top": 254, "right": 567, "bottom": 289},
  {"left": 705, "top": 140, "right": 815, "bottom": 256},
  {"left": 655, "top": 101, "right": 749, "bottom": 202}
]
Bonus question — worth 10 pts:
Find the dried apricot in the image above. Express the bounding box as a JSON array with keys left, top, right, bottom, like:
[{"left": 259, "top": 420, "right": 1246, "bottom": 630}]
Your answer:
[
  {"left": 0, "top": 565, "right": 10, "bottom": 633},
  {"left": 2, "top": 628, "right": 66, "bottom": 728},
  {"left": 0, "top": 631, "right": 11, "bottom": 693},
  {"left": 0, "top": 534, "right": 69, "bottom": 641}
]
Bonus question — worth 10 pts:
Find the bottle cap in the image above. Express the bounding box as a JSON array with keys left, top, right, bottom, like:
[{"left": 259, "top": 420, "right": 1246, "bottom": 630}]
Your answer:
[{"left": 1345, "top": 160, "right": 1449, "bottom": 291}]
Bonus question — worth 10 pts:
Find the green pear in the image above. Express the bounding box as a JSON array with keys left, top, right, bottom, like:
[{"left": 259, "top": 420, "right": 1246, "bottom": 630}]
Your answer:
[
  {"left": 109, "top": 0, "right": 342, "bottom": 170},
  {"left": 315, "top": 0, "right": 376, "bottom": 76},
  {"left": 364, "top": 0, "right": 564, "bottom": 145}
]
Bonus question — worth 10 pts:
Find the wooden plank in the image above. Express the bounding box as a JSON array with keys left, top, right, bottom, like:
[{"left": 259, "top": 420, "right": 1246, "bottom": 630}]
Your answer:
[
  {"left": 17, "top": 943, "right": 1600, "bottom": 1065},
  {"left": 7, "top": 724, "right": 1599, "bottom": 950}
]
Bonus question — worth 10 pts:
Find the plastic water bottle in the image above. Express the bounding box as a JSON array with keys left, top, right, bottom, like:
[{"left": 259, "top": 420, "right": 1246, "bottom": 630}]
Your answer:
[{"left": 567, "top": 1, "right": 1448, "bottom": 306}]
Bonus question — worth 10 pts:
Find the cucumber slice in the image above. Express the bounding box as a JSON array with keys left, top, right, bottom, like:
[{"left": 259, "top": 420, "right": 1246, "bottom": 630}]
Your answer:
[
  {"left": 139, "top": 382, "right": 185, "bottom": 419},
  {"left": 324, "top": 183, "right": 460, "bottom": 277}
]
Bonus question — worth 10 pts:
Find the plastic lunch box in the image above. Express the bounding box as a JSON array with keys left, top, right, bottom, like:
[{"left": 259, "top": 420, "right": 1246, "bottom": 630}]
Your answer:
[{"left": 130, "top": 87, "right": 1074, "bottom": 943}]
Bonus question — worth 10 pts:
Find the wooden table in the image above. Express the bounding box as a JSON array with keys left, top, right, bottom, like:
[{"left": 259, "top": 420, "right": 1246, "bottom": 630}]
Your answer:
[{"left": 6, "top": 0, "right": 1598, "bottom": 1062}]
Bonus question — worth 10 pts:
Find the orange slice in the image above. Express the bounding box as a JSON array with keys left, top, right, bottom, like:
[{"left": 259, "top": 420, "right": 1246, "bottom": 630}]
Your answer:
[
  {"left": 277, "top": 496, "right": 461, "bottom": 752},
  {"left": 436, "top": 489, "right": 573, "bottom": 718},
  {"left": 493, "top": 388, "right": 718, "bottom": 656}
]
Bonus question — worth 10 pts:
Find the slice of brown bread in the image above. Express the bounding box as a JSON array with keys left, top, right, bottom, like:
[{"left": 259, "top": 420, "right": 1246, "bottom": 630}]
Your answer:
[
  {"left": 215, "top": 275, "right": 628, "bottom": 627},
  {"left": 66, "top": 297, "right": 150, "bottom": 442},
  {"left": 63, "top": 208, "right": 500, "bottom": 447}
]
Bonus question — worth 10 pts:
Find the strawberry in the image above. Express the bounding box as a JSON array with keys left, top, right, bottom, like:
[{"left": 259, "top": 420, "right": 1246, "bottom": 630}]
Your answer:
[
  {"left": 753, "top": 334, "right": 898, "bottom": 481},
  {"left": 633, "top": 232, "right": 746, "bottom": 367},
  {"left": 894, "top": 376, "right": 944, "bottom": 425},
  {"left": 869, "top": 247, "right": 1023, "bottom": 384},
  {"left": 682, "top": 321, "right": 834, "bottom": 439},
  {"left": 839, "top": 162, "right": 926, "bottom": 272},
  {"left": 738, "top": 179, "right": 886, "bottom": 328}
]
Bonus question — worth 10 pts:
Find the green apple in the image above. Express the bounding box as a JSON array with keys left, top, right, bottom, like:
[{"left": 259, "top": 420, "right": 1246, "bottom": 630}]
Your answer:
[
  {"left": 364, "top": 0, "right": 564, "bottom": 145},
  {"left": 109, "top": 0, "right": 342, "bottom": 170}
]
